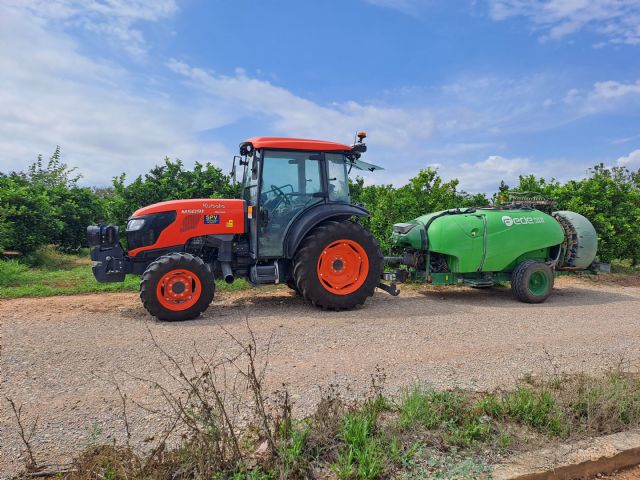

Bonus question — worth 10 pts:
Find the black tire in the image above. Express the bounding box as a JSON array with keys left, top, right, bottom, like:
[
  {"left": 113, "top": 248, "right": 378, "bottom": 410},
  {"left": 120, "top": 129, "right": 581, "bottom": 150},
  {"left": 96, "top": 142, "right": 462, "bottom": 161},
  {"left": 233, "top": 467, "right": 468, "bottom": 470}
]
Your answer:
[
  {"left": 140, "top": 252, "right": 215, "bottom": 321},
  {"left": 286, "top": 278, "right": 301, "bottom": 295},
  {"left": 511, "top": 260, "right": 554, "bottom": 303},
  {"left": 293, "top": 220, "right": 383, "bottom": 310}
]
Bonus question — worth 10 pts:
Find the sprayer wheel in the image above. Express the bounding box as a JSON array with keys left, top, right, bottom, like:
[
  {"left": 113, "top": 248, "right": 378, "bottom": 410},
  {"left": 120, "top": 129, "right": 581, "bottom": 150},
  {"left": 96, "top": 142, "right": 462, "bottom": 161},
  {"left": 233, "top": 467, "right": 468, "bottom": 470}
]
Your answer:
[
  {"left": 293, "top": 220, "right": 383, "bottom": 310},
  {"left": 140, "top": 252, "right": 215, "bottom": 321},
  {"left": 511, "top": 260, "right": 554, "bottom": 304}
]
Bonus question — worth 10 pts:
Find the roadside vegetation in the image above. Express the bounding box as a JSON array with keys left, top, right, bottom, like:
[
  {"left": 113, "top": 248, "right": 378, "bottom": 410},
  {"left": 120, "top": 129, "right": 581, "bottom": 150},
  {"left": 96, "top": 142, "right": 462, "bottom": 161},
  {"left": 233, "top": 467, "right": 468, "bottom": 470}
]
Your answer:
[
  {"left": 1, "top": 147, "right": 640, "bottom": 264},
  {"left": 8, "top": 326, "right": 640, "bottom": 479},
  {"left": 0, "top": 246, "right": 249, "bottom": 299},
  {"left": 0, "top": 148, "right": 638, "bottom": 298}
]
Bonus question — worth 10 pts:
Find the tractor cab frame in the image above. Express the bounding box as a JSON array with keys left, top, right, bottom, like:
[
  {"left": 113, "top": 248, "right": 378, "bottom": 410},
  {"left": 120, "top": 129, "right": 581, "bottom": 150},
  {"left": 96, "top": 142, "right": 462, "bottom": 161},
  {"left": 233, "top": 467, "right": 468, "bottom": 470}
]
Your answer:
[{"left": 234, "top": 136, "right": 382, "bottom": 263}]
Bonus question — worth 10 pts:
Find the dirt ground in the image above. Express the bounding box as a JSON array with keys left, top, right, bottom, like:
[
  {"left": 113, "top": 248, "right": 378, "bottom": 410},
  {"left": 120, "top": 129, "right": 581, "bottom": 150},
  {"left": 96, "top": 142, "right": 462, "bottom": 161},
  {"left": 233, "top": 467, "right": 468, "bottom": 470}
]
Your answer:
[
  {"left": 1, "top": 276, "right": 640, "bottom": 476},
  {"left": 599, "top": 465, "right": 640, "bottom": 479}
]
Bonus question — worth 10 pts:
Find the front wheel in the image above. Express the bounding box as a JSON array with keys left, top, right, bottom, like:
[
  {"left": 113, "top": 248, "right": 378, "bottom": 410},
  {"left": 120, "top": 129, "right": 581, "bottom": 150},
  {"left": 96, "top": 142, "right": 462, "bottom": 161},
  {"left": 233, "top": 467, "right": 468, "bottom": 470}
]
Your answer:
[
  {"left": 511, "top": 260, "right": 554, "bottom": 303},
  {"left": 140, "top": 252, "right": 215, "bottom": 321},
  {"left": 293, "top": 220, "right": 383, "bottom": 310}
]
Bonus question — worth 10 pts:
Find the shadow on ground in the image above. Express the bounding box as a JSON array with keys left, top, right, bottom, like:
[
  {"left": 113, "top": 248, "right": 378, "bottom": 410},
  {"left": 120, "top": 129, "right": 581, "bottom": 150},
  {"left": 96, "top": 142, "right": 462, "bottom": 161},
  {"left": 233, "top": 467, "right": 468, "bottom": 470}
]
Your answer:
[{"left": 116, "top": 281, "right": 639, "bottom": 328}]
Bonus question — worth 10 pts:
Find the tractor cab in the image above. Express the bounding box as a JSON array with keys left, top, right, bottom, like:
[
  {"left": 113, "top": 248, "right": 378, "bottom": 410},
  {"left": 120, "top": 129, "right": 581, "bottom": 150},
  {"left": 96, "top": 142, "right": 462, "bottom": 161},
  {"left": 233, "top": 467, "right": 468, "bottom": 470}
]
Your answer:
[{"left": 235, "top": 134, "right": 383, "bottom": 259}]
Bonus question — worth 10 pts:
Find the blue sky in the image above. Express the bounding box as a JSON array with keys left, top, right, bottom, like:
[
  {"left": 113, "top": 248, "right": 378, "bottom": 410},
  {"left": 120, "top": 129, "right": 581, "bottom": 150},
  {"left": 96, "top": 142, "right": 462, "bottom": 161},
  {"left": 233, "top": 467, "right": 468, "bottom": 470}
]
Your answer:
[{"left": 1, "top": 0, "right": 640, "bottom": 193}]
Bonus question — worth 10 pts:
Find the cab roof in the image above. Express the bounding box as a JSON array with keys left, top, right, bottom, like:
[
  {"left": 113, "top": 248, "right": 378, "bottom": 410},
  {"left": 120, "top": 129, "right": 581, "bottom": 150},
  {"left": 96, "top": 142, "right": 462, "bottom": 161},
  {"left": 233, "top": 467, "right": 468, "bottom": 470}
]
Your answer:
[
  {"left": 241, "top": 136, "right": 384, "bottom": 171},
  {"left": 244, "top": 137, "right": 352, "bottom": 152}
]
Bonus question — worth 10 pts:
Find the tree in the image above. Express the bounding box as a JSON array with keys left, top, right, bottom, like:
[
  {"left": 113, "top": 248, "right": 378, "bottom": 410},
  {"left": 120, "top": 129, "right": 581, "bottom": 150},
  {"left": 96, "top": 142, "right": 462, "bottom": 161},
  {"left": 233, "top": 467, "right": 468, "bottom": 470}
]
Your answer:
[
  {"left": 0, "top": 148, "right": 105, "bottom": 253},
  {"left": 512, "top": 166, "right": 640, "bottom": 263},
  {"left": 0, "top": 173, "right": 61, "bottom": 254},
  {"left": 107, "top": 158, "right": 238, "bottom": 228},
  {"left": 26, "top": 147, "right": 104, "bottom": 252}
]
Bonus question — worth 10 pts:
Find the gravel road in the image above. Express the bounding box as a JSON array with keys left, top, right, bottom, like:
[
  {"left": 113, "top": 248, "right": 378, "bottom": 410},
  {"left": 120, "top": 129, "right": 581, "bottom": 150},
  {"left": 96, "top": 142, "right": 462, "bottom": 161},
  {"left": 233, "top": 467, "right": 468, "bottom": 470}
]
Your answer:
[{"left": 1, "top": 276, "right": 640, "bottom": 474}]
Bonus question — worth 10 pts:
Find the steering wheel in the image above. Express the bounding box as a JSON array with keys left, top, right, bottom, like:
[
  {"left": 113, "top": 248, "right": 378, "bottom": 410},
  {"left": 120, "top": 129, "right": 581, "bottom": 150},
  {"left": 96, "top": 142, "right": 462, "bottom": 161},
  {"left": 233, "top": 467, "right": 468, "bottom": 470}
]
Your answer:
[{"left": 270, "top": 184, "right": 292, "bottom": 205}]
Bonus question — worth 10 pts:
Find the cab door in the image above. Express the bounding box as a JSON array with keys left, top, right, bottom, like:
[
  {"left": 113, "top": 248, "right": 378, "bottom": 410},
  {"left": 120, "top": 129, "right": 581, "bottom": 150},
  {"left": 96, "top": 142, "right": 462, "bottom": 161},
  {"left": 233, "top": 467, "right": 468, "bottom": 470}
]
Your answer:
[
  {"left": 241, "top": 150, "right": 260, "bottom": 258},
  {"left": 257, "top": 150, "right": 324, "bottom": 258}
]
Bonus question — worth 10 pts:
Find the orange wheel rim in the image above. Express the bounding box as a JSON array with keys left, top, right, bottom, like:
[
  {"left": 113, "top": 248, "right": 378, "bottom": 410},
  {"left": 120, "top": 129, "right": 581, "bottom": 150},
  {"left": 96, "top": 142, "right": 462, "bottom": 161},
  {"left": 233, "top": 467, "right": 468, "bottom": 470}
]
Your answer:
[
  {"left": 156, "top": 269, "right": 202, "bottom": 311},
  {"left": 317, "top": 239, "right": 369, "bottom": 295}
]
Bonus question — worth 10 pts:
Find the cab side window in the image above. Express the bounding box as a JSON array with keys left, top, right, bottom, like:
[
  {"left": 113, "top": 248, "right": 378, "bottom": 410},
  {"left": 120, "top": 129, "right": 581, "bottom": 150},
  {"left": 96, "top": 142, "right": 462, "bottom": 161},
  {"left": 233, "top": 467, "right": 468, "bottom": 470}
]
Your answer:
[{"left": 326, "top": 153, "right": 350, "bottom": 203}]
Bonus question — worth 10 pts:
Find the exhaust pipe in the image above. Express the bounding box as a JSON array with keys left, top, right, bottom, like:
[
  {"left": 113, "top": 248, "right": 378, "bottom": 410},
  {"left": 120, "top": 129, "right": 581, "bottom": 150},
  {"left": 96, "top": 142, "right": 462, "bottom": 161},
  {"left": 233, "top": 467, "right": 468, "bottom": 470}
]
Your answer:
[{"left": 220, "top": 261, "right": 234, "bottom": 284}]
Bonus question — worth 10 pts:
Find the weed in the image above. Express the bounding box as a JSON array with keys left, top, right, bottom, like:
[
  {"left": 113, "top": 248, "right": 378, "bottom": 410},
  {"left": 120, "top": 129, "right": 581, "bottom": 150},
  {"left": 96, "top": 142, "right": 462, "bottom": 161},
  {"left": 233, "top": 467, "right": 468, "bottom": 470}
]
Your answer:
[
  {"left": 336, "top": 410, "right": 383, "bottom": 479},
  {"left": 85, "top": 421, "right": 103, "bottom": 446},
  {"left": 488, "top": 386, "right": 564, "bottom": 435},
  {"left": 398, "top": 387, "right": 492, "bottom": 447},
  {"left": 280, "top": 425, "right": 309, "bottom": 470},
  {"left": 6, "top": 398, "right": 38, "bottom": 472},
  {"left": 562, "top": 371, "right": 640, "bottom": 434},
  {"left": 23, "top": 245, "right": 78, "bottom": 269},
  {"left": 497, "top": 431, "right": 512, "bottom": 448}
]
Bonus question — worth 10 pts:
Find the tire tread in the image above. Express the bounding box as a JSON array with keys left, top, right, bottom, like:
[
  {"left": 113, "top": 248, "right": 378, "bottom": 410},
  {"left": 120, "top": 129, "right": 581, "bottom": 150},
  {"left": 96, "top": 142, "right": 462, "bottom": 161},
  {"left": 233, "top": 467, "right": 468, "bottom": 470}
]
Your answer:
[
  {"left": 293, "top": 220, "right": 383, "bottom": 310},
  {"left": 511, "top": 259, "right": 553, "bottom": 303},
  {"left": 140, "top": 252, "right": 215, "bottom": 321}
]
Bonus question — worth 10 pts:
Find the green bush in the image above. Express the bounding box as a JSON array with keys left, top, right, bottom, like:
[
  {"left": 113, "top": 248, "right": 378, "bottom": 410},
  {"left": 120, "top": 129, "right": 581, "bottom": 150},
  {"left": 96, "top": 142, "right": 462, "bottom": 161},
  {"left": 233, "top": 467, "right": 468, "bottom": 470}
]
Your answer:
[
  {"left": 2, "top": 147, "right": 639, "bottom": 264},
  {"left": 0, "top": 259, "right": 30, "bottom": 287},
  {"left": 108, "top": 158, "right": 239, "bottom": 230}
]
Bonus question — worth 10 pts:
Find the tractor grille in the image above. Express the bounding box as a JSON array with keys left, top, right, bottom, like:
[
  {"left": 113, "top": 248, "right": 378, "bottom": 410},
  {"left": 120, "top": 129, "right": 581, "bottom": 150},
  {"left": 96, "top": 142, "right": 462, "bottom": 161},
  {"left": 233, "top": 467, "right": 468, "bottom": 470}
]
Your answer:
[
  {"left": 180, "top": 214, "right": 200, "bottom": 232},
  {"left": 126, "top": 211, "right": 176, "bottom": 251}
]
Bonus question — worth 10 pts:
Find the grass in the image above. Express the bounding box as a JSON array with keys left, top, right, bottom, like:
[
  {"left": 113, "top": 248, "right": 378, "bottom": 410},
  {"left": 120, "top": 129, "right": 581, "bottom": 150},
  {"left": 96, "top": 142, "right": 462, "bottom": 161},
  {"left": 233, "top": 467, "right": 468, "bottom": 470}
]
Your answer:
[
  {"left": 0, "top": 246, "right": 251, "bottom": 299},
  {"left": 611, "top": 259, "right": 640, "bottom": 274},
  {"left": 335, "top": 409, "right": 383, "bottom": 479},
  {"left": 10, "top": 357, "right": 640, "bottom": 479}
]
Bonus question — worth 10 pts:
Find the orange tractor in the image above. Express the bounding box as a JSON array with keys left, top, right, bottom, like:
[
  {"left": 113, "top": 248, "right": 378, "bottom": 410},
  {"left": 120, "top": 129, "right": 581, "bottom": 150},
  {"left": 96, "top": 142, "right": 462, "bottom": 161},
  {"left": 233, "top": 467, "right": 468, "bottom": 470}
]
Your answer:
[{"left": 88, "top": 134, "right": 398, "bottom": 321}]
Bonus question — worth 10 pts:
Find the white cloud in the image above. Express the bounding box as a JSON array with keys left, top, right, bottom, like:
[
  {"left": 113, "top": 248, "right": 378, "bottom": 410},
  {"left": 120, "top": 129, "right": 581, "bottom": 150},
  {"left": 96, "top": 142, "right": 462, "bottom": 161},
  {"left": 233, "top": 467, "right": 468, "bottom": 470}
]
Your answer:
[
  {"left": 4, "top": 0, "right": 177, "bottom": 55},
  {"left": 489, "top": 0, "right": 640, "bottom": 46},
  {"left": 617, "top": 149, "right": 640, "bottom": 168},
  {"left": 589, "top": 80, "right": 640, "bottom": 100},
  {"left": 561, "top": 79, "right": 640, "bottom": 113},
  {"left": 167, "top": 60, "right": 436, "bottom": 149},
  {"left": 453, "top": 155, "right": 532, "bottom": 191},
  {"left": 437, "top": 74, "right": 585, "bottom": 135},
  {"left": 428, "top": 153, "right": 589, "bottom": 194},
  {"left": 1, "top": 0, "right": 634, "bottom": 195},
  {"left": 0, "top": 5, "right": 230, "bottom": 186}
]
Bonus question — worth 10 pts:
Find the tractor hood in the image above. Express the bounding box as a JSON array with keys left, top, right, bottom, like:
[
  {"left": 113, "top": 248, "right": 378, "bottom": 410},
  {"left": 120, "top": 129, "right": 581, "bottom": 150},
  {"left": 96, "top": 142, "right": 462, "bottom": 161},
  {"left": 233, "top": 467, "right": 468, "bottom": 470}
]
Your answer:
[{"left": 130, "top": 198, "right": 243, "bottom": 218}]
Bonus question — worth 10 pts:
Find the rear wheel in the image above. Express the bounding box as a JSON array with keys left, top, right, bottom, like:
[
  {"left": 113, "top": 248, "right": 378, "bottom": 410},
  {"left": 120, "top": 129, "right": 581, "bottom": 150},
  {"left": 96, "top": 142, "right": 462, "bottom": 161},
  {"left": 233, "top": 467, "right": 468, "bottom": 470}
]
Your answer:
[
  {"left": 286, "top": 278, "right": 301, "bottom": 295},
  {"left": 293, "top": 220, "right": 383, "bottom": 310},
  {"left": 140, "top": 252, "right": 215, "bottom": 321},
  {"left": 511, "top": 260, "right": 554, "bottom": 303}
]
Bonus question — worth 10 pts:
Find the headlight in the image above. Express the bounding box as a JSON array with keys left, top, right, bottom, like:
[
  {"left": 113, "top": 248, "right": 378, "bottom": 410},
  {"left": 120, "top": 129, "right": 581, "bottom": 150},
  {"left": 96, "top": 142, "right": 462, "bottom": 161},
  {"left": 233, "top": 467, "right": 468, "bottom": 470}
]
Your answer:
[
  {"left": 127, "top": 218, "right": 146, "bottom": 231},
  {"left": 393, "top": 223, "right": 416, "bottom": 235}
]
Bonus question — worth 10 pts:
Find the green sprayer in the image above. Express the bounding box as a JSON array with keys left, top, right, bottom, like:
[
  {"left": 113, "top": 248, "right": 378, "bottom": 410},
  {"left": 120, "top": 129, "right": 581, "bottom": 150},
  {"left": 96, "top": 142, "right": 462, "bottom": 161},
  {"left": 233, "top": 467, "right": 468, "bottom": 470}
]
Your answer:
[{"left": 385, "top": 193, "right": 598, "bottom": 303}]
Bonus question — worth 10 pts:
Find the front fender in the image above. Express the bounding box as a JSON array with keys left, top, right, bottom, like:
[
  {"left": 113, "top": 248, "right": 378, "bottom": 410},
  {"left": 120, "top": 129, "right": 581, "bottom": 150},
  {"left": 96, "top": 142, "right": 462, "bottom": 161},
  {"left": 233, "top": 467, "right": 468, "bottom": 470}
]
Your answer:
[{"left": 283, "top": 203, "right": 370, "bottom": 258}]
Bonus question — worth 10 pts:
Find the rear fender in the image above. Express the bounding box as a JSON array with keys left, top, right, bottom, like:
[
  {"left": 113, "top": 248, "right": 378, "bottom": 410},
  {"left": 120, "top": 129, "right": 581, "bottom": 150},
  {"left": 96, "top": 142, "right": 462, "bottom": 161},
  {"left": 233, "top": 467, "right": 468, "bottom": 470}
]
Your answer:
[{"left": 283, "top": 204, "right": 370, "bottom": 258}]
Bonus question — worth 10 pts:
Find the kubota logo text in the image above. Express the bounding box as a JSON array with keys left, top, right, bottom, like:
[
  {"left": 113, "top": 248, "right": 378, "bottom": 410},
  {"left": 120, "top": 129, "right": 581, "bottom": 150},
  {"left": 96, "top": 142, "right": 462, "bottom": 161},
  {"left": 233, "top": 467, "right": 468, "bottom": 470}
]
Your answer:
[{"left": 501, "top": 215, "right": 544, "bottom": 227}]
